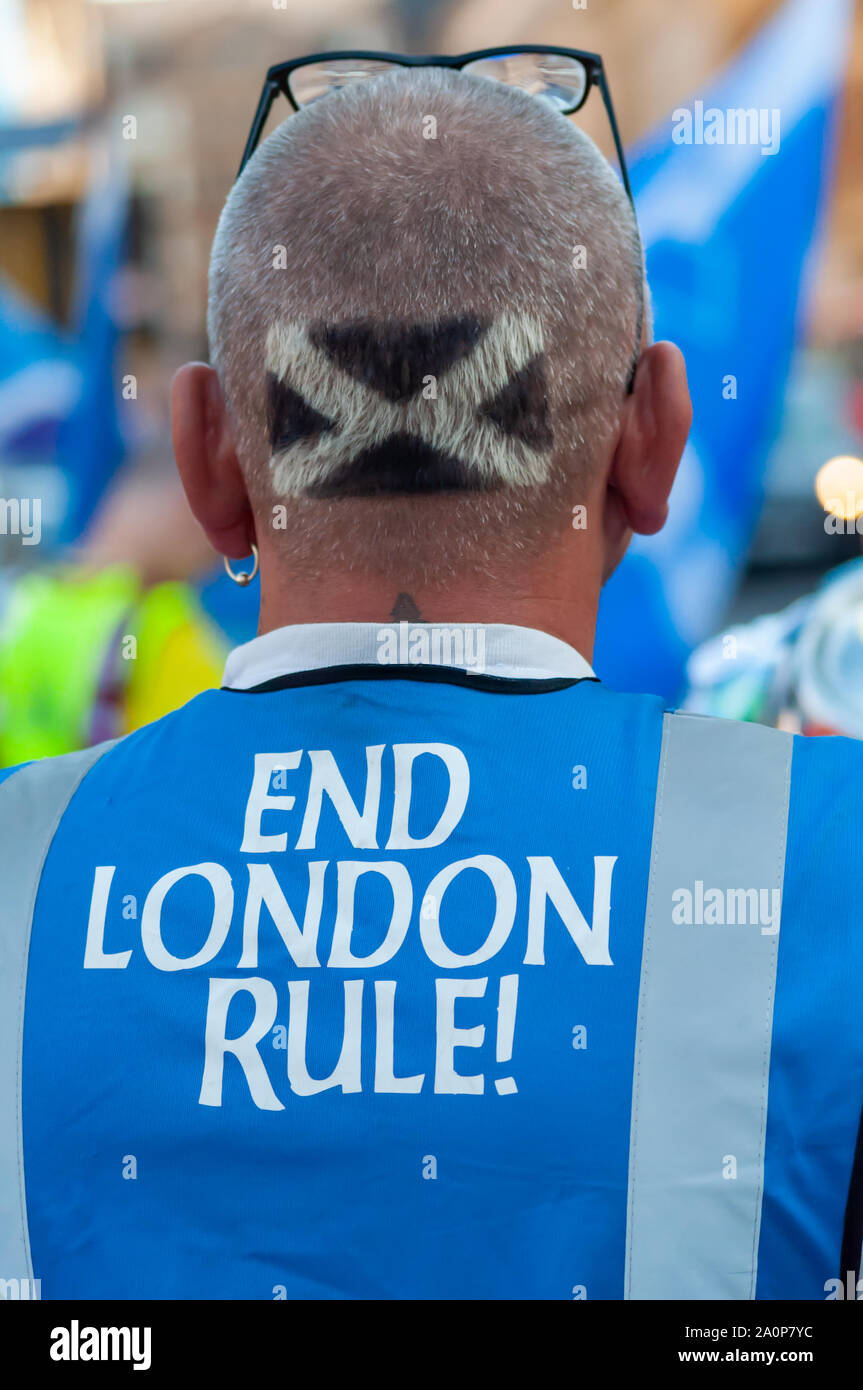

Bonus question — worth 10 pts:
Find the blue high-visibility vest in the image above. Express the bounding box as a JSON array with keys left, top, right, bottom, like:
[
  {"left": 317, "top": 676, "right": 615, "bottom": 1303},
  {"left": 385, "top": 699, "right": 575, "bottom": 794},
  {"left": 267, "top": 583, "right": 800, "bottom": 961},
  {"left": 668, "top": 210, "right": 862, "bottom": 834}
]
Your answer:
[{"left": 1, "top": 666, "right": 862, "bottom": 1299}]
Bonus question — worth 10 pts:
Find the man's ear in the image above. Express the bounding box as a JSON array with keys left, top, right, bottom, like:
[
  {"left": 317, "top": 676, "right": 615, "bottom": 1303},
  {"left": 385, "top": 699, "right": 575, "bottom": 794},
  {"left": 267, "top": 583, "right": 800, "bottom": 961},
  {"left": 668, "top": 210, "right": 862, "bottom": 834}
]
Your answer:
[
  {"left": 602, "top": 341, "right": 692, "bottom": 577},
  {"left": 171, "top": 363, "right": 255, "bottom": 560}
]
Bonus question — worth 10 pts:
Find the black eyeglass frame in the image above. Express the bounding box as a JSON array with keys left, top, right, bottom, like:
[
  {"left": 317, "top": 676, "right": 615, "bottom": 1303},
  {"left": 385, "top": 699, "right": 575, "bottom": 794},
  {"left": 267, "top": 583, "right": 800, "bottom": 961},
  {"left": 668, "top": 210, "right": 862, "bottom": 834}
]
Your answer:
[
  {"left": 239, "top": 46, "right": 632, "bottom": 191},
  {"left": 237, "top": 46, "right": 643, "bottom": 391}
]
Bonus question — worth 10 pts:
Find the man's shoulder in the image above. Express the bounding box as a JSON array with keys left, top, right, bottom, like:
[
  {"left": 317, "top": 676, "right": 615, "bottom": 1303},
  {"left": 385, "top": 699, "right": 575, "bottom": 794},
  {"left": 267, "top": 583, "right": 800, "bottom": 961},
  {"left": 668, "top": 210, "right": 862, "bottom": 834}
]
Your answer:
[
  {"left": 666, "top": 708, "right": 863, "bottom": 770},
  {"left": 789, "top": 726, "right": 863, "bottom": 762},
  {"left": 0, "top": 760, "right": 30, "bottom": 789},
  {"left": 0, "top": 741, "right": 120, "bottom": 819},
  {"left": 787, "top": 727, "right": 863, "bottom": 799},
  {"left": 0, "top": 689, "right": 220, "bottom": 810}
]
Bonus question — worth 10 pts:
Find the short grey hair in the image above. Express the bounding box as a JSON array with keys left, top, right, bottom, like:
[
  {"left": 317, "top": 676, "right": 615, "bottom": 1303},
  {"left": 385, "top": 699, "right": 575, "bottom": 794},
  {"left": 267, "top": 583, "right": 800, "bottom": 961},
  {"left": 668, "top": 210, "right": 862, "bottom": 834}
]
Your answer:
[{"left": 207, "top": 67, "right": 645, "bottom": 578}]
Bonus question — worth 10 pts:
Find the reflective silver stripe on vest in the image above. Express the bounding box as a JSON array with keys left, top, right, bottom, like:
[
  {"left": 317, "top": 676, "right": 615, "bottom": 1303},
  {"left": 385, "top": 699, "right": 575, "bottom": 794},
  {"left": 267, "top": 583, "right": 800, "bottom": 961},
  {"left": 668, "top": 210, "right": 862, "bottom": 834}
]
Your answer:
[
  {"left": 0, "top": 742, "right": 115, "bottom": 1284},
  {"left": 625, "top": 712, "right": 793, "bottom": 1300}
]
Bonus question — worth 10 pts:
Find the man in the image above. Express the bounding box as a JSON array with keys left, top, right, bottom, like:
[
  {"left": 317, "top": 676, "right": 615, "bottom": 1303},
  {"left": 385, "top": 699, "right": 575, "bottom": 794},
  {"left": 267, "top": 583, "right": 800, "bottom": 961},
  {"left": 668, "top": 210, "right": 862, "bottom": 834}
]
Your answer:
[{"left": 1, "top": 67, "right": 861, "bottom": 1302}]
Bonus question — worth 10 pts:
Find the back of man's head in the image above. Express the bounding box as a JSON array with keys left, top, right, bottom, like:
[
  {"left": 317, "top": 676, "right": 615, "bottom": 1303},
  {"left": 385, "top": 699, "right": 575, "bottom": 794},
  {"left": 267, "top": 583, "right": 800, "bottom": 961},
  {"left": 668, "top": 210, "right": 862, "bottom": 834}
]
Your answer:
[{"left": 204, "top": 68, "right": 649, "bottom": 582}]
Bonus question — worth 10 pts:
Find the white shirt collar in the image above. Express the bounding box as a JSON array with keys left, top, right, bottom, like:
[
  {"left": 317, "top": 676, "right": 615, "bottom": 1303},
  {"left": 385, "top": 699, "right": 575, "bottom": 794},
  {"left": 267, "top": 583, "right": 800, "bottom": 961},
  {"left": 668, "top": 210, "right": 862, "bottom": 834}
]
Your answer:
[{"left": 222, "top": 621, "right": 595, "bottom": 689}]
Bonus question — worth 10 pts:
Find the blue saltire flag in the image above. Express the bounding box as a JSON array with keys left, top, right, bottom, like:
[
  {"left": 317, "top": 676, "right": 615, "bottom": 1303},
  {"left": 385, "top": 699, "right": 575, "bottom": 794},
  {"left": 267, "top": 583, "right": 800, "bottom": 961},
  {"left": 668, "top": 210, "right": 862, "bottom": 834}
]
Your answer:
[
  {"left": 56, "top": 149, "right": 130, "bottom": 542},
  {"left": 593, "top": 0, "right": 853, "bottom": 700},
  {"left": 0, "top": 277, "right": 81, "bottom": 464}
]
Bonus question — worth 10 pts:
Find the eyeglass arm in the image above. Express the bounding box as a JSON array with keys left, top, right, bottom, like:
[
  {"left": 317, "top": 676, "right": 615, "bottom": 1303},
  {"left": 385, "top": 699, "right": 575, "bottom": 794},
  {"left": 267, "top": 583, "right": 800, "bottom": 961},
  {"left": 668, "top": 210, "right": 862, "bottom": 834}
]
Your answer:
[
  {"left": 594, "top": 68, "right": 644, "bottom": 390},
  {"left": 596, "top": 69, "right": 634, "bottom": 207},
  {"left": 237, "top": 79, "right": 280, "bottom": 178}
]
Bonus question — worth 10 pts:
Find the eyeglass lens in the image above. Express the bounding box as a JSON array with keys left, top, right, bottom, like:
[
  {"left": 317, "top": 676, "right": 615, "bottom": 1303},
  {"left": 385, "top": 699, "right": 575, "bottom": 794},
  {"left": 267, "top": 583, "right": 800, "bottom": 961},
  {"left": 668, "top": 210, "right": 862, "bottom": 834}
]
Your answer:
[{"left": 287, "top": 52, "right": 588, "bottom": 115}]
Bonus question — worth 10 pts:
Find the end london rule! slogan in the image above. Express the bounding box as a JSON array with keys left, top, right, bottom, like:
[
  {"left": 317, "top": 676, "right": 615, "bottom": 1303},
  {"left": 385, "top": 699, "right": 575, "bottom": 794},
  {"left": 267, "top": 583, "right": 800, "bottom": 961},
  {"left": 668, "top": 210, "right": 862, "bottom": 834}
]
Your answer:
[{"left": 82, "top": 744, "right": 616, "bottom": 1106}]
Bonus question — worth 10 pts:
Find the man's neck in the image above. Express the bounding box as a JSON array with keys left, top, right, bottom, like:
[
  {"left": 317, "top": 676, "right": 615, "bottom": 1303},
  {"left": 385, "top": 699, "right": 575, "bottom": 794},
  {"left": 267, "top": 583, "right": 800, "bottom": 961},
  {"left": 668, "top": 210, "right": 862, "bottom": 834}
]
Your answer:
[{"left": 256, "top": 569, "right": 600, "bottom": 663}]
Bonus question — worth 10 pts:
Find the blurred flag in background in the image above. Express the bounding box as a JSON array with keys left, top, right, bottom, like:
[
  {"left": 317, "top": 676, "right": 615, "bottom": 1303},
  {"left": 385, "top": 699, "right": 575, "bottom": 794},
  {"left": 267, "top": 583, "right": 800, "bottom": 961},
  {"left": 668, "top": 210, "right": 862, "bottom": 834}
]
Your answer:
[
  {"left": 594, "top": 0, "right": 855, "bottom": 700},
  {"left": 56, "top": 147, "right": 128, "bottom": 543},
  {"left": 0, "top": 277, "right": 80, "bottom": 476}
]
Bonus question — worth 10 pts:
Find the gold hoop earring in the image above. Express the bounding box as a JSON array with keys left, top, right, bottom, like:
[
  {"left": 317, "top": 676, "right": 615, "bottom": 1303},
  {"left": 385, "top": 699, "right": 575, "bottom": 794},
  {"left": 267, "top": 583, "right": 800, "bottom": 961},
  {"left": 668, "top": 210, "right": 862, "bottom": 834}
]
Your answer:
[{"left": 224, "top": 543, "right": 259, "bottom": 587}]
